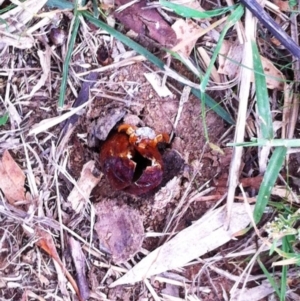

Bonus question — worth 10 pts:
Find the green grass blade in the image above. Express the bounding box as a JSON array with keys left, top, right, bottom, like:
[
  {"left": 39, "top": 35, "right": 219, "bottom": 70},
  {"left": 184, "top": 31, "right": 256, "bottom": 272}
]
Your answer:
[
  {"left": 200, "top": 5, "right": 244, "bottom": 93},
  {"left": 160, "top": 0, "right": 236, "bottom": 18},
  {"left": 92, "top": 0, "right": 100, "bottom": 18},
  {"left": 58, "top": 13, "right": 80, "bottom": 107},
  {"left": 257, "top": 257, "right": 281, "bottom": 297},
  {"left": 165, "top": 50, "right": 234, "bottom": 124},
  {"left": 252, "top": 41, "right": 273, "bottom": 139},
  {"left": 0, "top": 18, "right": 8, "bottom": 31},
  {"left": 253, "top": 146, "right": 287, "bottom": 223},
  {"left": 81, "top": 11, "right": 164, "bottom": 69},
  {"left": 80, "top": 11, "right": 234, "bottom": 124},
  {"left": 191, "top": 88, "right": 234, "bottom": 124},
  {"left": 228, "top": 138, "right": 300, "bottom": 147},
  {"left": 280, "top": 237, "right": 288, "bottom": 301},
  {"left": 0, "top": 113, "right": 9, "bottom": 126},
  {"left": 198, "top": 5, "right": 243, "bottom": 140},
  {"left": 46, "top": 0, "right": 74, "bottom": 9},
  {"left": 0, "top": 3, "right": 16, "bottom": 14}
]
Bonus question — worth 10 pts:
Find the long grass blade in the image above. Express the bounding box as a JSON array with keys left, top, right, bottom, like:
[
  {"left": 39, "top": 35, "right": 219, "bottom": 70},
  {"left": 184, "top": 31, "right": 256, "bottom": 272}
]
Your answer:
[
  {"left": 0, "top": 113, "right": 8, "bottom": 126},
  {"left": 159, "top": 0, "right": 236, "bottom": 18},
  {"left": 252, "top": 41, "right": 273, "bottom": 139},
  {"left": 228, "top": 138, "right": 300, "bottom": 147},
  {"left": 200, "top": 5, "right": 244, "bottom": 93},
  {"left": 257, "top": 257, "right": 280, "bottom": 297},
  {"left": 46, "top": 0, "right": 74, "bottom": 9},
  {"left": 58, "top": 14, "right": 80, "bottom": 107},
  {"left": 253, "top": 146, "right": 287, "bottom": 223}
]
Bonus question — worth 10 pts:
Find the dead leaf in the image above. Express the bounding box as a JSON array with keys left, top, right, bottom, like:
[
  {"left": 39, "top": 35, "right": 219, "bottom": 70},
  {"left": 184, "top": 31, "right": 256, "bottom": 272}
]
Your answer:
[
  {"left": 271, "top": 185, "right": 294, "bottom": 203},
  {"left": 144, "top": 73, "right": 172, "bottom": 97},
  {"left": 110, "top": 203, "right": 253, "bottom": 286},
  {"left": 67, "top": 161, "right": 102, "bottom": 213},
  {"left": 218, "top": 41, "right": 285, "bottom": 90},
  {"left": 256, "top": 56, "right": 285, "bottom": 90},
  {"left": 0, "top": 150, "right": 25, "bottom": 204},
  {"left": 172, "top": 19, "right": 203, "bottom": 57},
  {"left": 231, "top": 280, "right": 274, "bottom": 301},
  {"left": 114, "top": 0, "right": 177, "bottom": 47},
  {"left": 94, "top": 200, "right": 144, "bottom": 264},
  {"left": 29, "top": 48, "right": 51, "bottom": 96},
  {"left": 35, "top": 228, "right": 84, "bottom": 301},
  {"left": 218, "top": 41, "right": 243, "bottom": 79},
  {"left": 273, "top": 0, "right": 290, "bottom": 11}
]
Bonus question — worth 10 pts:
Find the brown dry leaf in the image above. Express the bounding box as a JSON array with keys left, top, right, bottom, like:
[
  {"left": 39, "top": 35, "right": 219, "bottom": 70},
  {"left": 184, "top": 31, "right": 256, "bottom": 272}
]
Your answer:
[
  {"left": 35, "top": 228, "right": 63, "bottom": 265},
  {"left": 35, "top": 228, "right": 83, "bottom": 301},
  {"left": 67, "top": 161, "right": 102, "bottom": 213},
  {"left": 0, "top": 150, "right": 25, "bottom": 204},
  {"left": 182, "top": 0, "right": 205, "bottom": 11},
  {"left": 273, "top": 0, "right": 290, "bottom": 11},
  {"left": 218, "top": 41, "right": 243, "bottom": 79},
  {"left": 114, "top": 0, "right": 177, "bottom": 47},
  {"left": 271, "top": 185, "right": 294, "bottom": 203},
  {"left": 110, "top": 203, "right": 253, "bottom": 286},
  {"left": 29, "top": 48, "right": 51, "bottom": 96},
  {"left": 94, "top": 200, "right": 144, "bottom": 264},
  {"left": 218, "top": 41, "right": 285, "bottom": 90},
  {"left": 172, "top": 19, "right": 203, "bottom": 57},
  {"left": 144, "top": 73, "right": 173, "bottom": 97},
  {"left": 231, "top": 280, "right": 274, "bottom": 301}
]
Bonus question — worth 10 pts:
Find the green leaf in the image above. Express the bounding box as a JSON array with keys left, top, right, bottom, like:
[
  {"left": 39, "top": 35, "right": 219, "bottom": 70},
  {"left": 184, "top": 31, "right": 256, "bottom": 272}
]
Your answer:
[
  {"left": 46, "top": 0, "right": 74, "bottom": 9},
  {"left": 280, "top": 237, "right": 288, "bottom": 301},
  {"left": 58, "top": 14, "right": 80, "bottom": 107},
  {"left": 191, "top": 88, "right": 234, "bottom": 125},
  {"left": 81, "top": 11, "right": 164, "bottom": 69},
  {"left": 92, "top": 0, "right": 100, "bottom": 18},
  {"left": 253, "top": 147, "right": 287, "bottom": 224},
  {"left": 160, "top": 0, "right": 236, "bottom": 18},
  {"left": 227, "top": 138, "right": 300, "bottom": 147},
  {"left": 200, "top": 5, "right": 244, "bottom": 93},
  {"left": 252, "top": 41, "right": 273, "bottom": 139},
  {"left": 257, "top": 257, "right": 281, "bottom": 297},
  {"left": 0, "top": 113, "right": 9, "bottom": 126}
]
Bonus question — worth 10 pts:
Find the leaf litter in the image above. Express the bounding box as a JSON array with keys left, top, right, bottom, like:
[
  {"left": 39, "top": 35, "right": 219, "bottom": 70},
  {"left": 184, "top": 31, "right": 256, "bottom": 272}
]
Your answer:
[{"left": 0, "top": 0, "right": 299, "bottom": 300}]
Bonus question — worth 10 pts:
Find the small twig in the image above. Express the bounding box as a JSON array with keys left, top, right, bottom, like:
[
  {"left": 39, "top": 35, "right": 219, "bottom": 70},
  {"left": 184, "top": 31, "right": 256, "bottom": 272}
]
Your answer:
[{"left": 169, "top": 85, "right": 191, "bottom": 141}]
